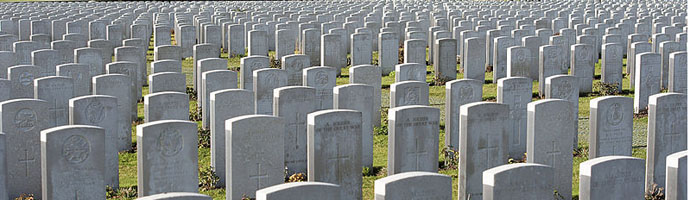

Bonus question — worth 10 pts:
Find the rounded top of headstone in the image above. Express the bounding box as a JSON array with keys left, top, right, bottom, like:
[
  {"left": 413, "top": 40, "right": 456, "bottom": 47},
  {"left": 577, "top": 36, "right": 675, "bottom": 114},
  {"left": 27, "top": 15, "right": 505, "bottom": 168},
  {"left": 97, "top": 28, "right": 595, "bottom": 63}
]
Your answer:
[
  {"left": 307, "top": 109, "right": 361, "bottom": 124},
  {"left": 579, "top": 156, "right": 644, "bottom": 176},
  {"left": 460, "top": 101, "right": 508, "bottom": 115},
  {"left": 40, "top": 125, "right": 102, "bottom": 142},
  {"left": 136, "top": 192, "right": 212, "bottom": 200},
  {"left": 482, "top": 163, "right": 552, "bottom": 186},
  {"left": 649, "top": 92, "right": 685, "bottom": 105},
  {"left": 589, "top": 96, "right": 632, "bottom": 109},
  {"left": 666, "top": 150, "right": 688, "bottom": 168}
]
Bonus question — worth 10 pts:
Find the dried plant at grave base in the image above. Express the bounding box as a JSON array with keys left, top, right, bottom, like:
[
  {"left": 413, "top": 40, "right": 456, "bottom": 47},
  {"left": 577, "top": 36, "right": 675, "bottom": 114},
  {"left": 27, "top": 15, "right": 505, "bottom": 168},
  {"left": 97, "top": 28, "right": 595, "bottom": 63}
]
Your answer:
[
  {"left": 432, "top": 76, "right": 450, "bottom": 86},
  {"left": 241, "top": 194, "right": 255, "bottom": 200},
  {"left": 645, "top": 183, "right": 665, "bottom": 200},
  {"left": 441, "top": 147, "right": 459, "bottom": 170},
  {"left": 485, "top": 65, "right": 493, "bottom": 72},
  {"left": 634, "top": 109, "right": 648, "bottom": 118},
  {"left": 553, "top": 190, "right": 566, "bottom": 200},
  {"left": 593, "top": 82, "right": 620, "bottom": 95},
  {"left": 372, "top": 57, "right": 379, "bottom": 66},
  {"left": 573, "top": 147, "right": 589, "bottom": 159},
  {"left": 507, "top": 153, "right": 527, "bottom": 164},
  {"left": 107, "top": 186, "right": 137, "bottom": 199},
  {"left": 106, "top": 186, "right": 117, "bottom": 198},
  {"left": 269, "top": 55, "right": 281, "bottom": 68},
  {"left": 388, "top": 71, "right": 396, "bottom": 77},
  {"left": 189, "top": 107, "right": 202, "bottom": 122},
  {"left": 346, "top": 57, "right": 352, "bottom": 67},
  {"left": 199, "top": 166, "right": 220, "bottom": 191},
  {"left": 198, "top": 127, "right": 211, "bottom": 148},
  {"left": 14, "top": 194, "right": 33, "bottom": 200},
  {"left": 186, "top": 87, "right": 198, "bottom": 101},
  {"left": 398, "top": 48, "right": 405, "bottom": 64},
  {"left": 288, "top": 173, "right": 307, "bottom": 182}
]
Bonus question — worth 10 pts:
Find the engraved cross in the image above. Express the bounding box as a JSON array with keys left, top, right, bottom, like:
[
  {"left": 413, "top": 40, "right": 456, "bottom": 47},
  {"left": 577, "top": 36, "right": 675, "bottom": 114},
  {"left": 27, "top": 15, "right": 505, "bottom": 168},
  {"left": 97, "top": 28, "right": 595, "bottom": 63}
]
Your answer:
[
  {"left": 406, "top": 137, "right": 428, "bottom": 170},
  {"left": 287, "top": 112, "right": 306, "bottom": 150},
  {"left": 328, "top": 142, "right": 350, "bottom": 176},
  {"left": 49, "top": 99, "right": 66, "bottom": 126},
  {"left": 510, "top": 94, "right": 525, "bottom": 145},
  {"left": 479, "top": 133, "right": 499, "bottom": 169},
  {"left": 249, "top": 163, "right": 269, "bottom": 190},
  {"left": 19, "top": 149, "right": 35, "bottom": 177},
  {"left": 546, "top": 141, "right": 561, "bottom": 167}
]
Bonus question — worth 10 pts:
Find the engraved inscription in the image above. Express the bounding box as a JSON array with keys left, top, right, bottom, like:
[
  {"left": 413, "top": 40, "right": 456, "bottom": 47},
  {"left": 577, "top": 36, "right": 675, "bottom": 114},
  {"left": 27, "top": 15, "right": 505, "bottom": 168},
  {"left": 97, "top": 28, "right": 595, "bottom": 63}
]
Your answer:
[
  {"left": 14, "top": 108, "right": 37, "bottom": 132},
  {"left": 158, "top": 128, "right": 183, "bottom": 157},
  {"left": 86, "top": 100, "right": 105, "bottom": 124}
]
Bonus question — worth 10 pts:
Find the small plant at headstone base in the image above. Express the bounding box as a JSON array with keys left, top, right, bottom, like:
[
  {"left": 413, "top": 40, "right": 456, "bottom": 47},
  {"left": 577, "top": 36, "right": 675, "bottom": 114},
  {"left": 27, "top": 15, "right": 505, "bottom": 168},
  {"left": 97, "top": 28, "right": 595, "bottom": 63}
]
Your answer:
[
  {"left": 186, "top": 86, "right": 198, "bottom": 101},
  {"left": 107, "top": 186, "right": 137, "bottom": 199},
  {"left": 372, "top": 57, "right": 379, "bottom": 66},
  {"left": 269, "top": 55, "right": 281, "bottom": 68},
  {"left": 189, "top": 107, "right": 202, "bottom": 121},
  {"left": 13, "top": 194, "right": 33, "bottom": 200},
  {"left": 553, "top": 190, "right": 566, "bottom": 200},
  {"left": 106, "top": 185, "right": 117, "bottom": 198},
  {"left": 398, "top": 48, "right": 404, "bottom": 64},
  {"left": 346, "top": 57, "right": 352, "bottom": 67},
  {"left": 287, "top": 173, "right": 307, "bottom": 182},
  {"left": 432, "top": 76, "right": 451, "bottom": 86},
  {"left": 507, "top": 153, "right": 527, "bottom": 164},
  {"left": 645, "top": 183, "right": 665, "bottom": 200},
  {"left": 199, "top": 166, "right": 220, "bottom": 191},
  {"left": 573, "top": 146, "right": 589, "bottom": 159},
  {"left": 362, "top": 167, "right": 374, "bottom": 176},
  {"left": 241, "top": 194, "right": 254, "bottom": 200},
  {"left": 388, "top": 71, "right": 396, "bottom": 77},
  {"left": 593, "top": 82, "right": 620, "bottom": 95},
  {"left": 198, "top": 127, "right": 211, "bottom": 148},
  {"left": 441, "top": 147, "right": 459, "bottom": 170}
]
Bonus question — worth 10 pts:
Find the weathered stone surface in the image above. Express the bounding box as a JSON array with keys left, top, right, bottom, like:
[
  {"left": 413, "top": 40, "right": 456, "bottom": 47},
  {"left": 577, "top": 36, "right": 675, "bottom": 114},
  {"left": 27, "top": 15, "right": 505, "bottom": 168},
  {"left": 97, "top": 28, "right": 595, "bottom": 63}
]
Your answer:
[
  {"left": 374, "top": 172, "right": 451, "bottom": 200},
  {"left": 92, "top": 74, "right": 132, "bottom": 151},
  {"left": 458, "top": 102, "right": 509, "bottom": 200},
  {"left": 646, "top": 92, "right": 687, "bottom": 191},
  {"left": 226, "top": 115, "right": 284, "bottom": 200},
  {"left": 483, "top": 163, "right": 554, "bottom": 200},
  {"left": 665, "top": 150, "right": 687, "bottom": 200},
  {"left": 137, "top": 192, "right": 212, "bottom": 200},
  {"left": 273, "top": 86, "right": 318, "bottom": 175},
  {"left": 240, "top": 56, "right": 269, "bottom": 91},
  {"left": 390, "top": 81, "right": 429, "bottom": 108},
  {"left": 579, "top": 156, "right": 645, "bottom": 200},
  {"left": 444, "top": 79, "right": 483, "bottom": 151},
  {"left": 634, "top": 53, "right": 661, "bottom": 113},
  {"left": 143, "top": 92, "right": 189, "bottom": 123},
  {"left": 254, "top": 68, "right": 287, "bottom": 115},
  {"left": 497, "top": 77, "right": 532, "bottom": 159},
  {"left": 256, "top": 182, "right": 340, "bottom": 200},
  {"left": 209, "top": 89, "right": 253, "bottom": 187},
  {"left": 388, "top": 105, "right": 440, "bottom": 174},
  {"left": 589, "top": 96, "right": 633, "bottom": 158},
  {"left": 334, "top": 84, "right": 375, "bottom": 168},
  {"left": 350, "top": 65, "right": 382, "bottom": 125},
  {"left": 137, "top": 120, "right": 198, "bottom": 197},
  {"left": 303, "top": 66, "right": 337, "bottom": 111},
  {"left": 395, "top": 63, "right": 426, "bottom": 82}
]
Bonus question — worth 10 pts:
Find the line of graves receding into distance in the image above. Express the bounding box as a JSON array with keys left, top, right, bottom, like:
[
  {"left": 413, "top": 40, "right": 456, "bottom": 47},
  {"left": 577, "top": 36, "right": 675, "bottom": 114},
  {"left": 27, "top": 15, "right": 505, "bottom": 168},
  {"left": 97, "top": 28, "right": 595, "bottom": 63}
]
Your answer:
[{"left": 0, "top": 0, "right": 687, "bottom": 199}]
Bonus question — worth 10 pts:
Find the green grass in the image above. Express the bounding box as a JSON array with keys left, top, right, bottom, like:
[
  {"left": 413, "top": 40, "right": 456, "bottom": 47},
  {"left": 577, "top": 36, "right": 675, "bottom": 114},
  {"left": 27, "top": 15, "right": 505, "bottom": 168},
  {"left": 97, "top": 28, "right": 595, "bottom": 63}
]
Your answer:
[{"left": 111, "top": 36, "right": 649, "bottom": 200}]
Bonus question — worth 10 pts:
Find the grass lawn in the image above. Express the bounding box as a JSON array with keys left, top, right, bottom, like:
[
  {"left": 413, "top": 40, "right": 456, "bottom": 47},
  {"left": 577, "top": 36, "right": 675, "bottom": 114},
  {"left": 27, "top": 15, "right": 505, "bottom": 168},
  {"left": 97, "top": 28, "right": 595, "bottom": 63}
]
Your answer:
[{"left": 109, "top": 36, "right": 649, "bottom": 200}]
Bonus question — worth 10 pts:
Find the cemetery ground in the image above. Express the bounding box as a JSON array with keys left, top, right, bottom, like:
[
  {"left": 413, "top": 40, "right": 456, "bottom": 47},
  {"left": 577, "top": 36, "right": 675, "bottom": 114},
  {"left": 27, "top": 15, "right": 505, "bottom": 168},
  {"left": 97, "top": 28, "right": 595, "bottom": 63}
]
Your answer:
[{"left": 105, "top": 35, "right": 650, "bottom": 200}]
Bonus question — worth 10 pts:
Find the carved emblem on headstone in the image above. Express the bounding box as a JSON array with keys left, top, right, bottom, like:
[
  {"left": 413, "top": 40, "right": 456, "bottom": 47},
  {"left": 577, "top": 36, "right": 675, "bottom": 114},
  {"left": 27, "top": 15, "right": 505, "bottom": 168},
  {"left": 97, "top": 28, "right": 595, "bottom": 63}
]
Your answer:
[
  {"left": 62, "top": 135, "right": 90, "bottom": 164},
  {"left": 606, "top": 103, "right": 623, "bottom": 126},
  {"left": 14, "top": 108, "right": 36, "bottom": 132},
  {"left": 86, "top": 100, "right": 105, "bottom": 124},
  {"left": 158, "top": 128, "right": 183, "bottom": 157},
  {"left": 403, "top": 87, "right": 419, "bottom": 105},
  {"left": 315, "top": 71, "right": 328, "bottom": 86},
  {"left": 19, "top": 72, "right": 33, "bottom": 86}
]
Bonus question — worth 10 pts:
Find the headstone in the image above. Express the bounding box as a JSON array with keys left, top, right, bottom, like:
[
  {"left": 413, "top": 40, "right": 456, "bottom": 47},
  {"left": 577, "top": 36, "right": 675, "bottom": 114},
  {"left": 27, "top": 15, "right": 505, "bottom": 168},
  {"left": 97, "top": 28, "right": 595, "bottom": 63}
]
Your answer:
[
  {"left": 668, "top": 52, "right": 686, "bottom": 93},
  {"left": 282, "top": 54, "right": 310, "bottom": 86},
  {"left": 387, "top": 105, "right": 440, "bottom": 174},
  {"left": 395, "top": 63, "right": 426, "bottom": 82},
  {"left": 507, "top": 46, "right": 531, "bottom": 78},
  {"left": 493, "top": 36, "right": 514, "bottom": 83},
  {"left": 0, "top": 51, "right": 16, "bottom": 79},
  {"left": 659, "top": 41, "right": 681, "bottom": 89},
  {"left": 464, "top": 37, "right": 485, "bottom": 82},
  {"left": 404, "top": 39, "right": 425, "bottom": 65},
  {"left": 227, "top": 24, "right": 244, "bottom": 57},
  {"left": 40, "top": 125, "right": 105, "bottom": 200},
  {"left": 301, "top": 28, "right": 320, "bottom": 65},
  {"left": 571, "top": 44, "right": 595, "bottom": 93},
  {"left": 151, "top": 60, "right": 182, "bottom": 74},
  {"left": 379, "top": 32, "right": 398, "bottom": 75},
  {"left": 256, "top": 182, "right": 340, "bottom": 200},
  {"left": 226, "top": 115, "right": 284, "bottom": 200},
  {"left": 350, "top": 65, "right": 382, "bottom": 125},
  {"left": 303, "top": 66, "right": 337, "bottom": 111},
  {"left": 75, "top": 47, "right": 105, "bottom": 78},
  {"left": 34, "top": 76, "right": 73, "bottom": 127},
  {"left": 645, "top": 92, "right": 687, "bottom": 191},
  {"left": 69, "top": 95, "right": 119, "bottom": 188},
  {"left": 527, "top": 99, "right": 576, "bottom": 200},
  {"left": 589, "top": 96, "right": 633, "bottom": 158},
  {"left": 445, "top": 79, "right": 483, "bottom": 151},
  {"left": 88, "top": 39, "right": 114, "bottom": 68},
  {"left": 601, "top": 43, "right": 623, "bottom": 92},
  {"left": 0, "top": 79, "right": 9, "bottom": 102},
  {"left": 544, "top": 75, "right": 579, "bottom": 148},
  {"left": 665, "top": 151, "right": 687, "bottom": 200},
  {"left": 374, "top": 172, "right": 451, "bottom": 200},
  {"left": 497, "top": 77, "right": 532, "bottom": 159},
  {"left": 136, "top": 120, "right": 198, "bottom": 197},
  {"left": 192, "top": 44, "right": 220, "bottom": 90},
  {"left": 178, "top": 25, "right": 195, "bottom": 58},
  {"left": 434, "top": 38, "right": 457, "bottom": 81},
  {"left": 275, "top": 29, "right": 295, "bottom": 61},
  {"left": 321, "top": 34, "right": 346, "bottom": 72},
  {"left": 579, "top": 156, "right": 645, "bottom": 199},
  {"left": 634, "top": 53, "right": 661, "bottom": 113},
  {"left": 0, "top": 99, "right": 49, "bottom": 199},
  {"left": 196, "top": 58, "right": 228, "bottom": 109},
  {"left": 248, "top": 30, "right": 268, "bottom": 56},
  {"left": 149, "top": 72, "right": 186, "bottom": 94},
  {"left": 31, "top": 49, "right": 61, "bottom": 77},
  {"left": 539, "top": 45, "right": 568, "bottom": 96},
  {"left": 307, "top": 109, "right": 363, "bottom": 200},
  {"left": 390, "top": 81, "right": 429, "bottom": 108},
  {"left": 13, "top": 41, "right": 40, "bottom": 65},
  {"left": 51, "top": 40, "right": 76, "bottom": 65},
  {"left": 458, "top": 102, "right": 509, "bottom": 200},
  {"left": 105, "top": 61, "right": 139, "bottom": 118},
  {"left": 351, "top": 32, "right": 372, "bottom": 66},
  {"left": 143, "top": 92, "right": 188, "bottom": 122},
  {"left": 201, "top": 70, "right": 237, "bottom": 130},
  {"left": 483, "top": 163, "right": 554, "bottom": 199},
  {"left": 8, "top": 65, "right": 40, "bottom": 99},
  {"left": 273, "top": 86, "right": 317, "bottom": 175},
  {"left": 154, "top": 45, "right": 181, "bottom": 61},
  {"left": 92, "top": 74, "right": 132, "bottom": 151},
  {"left": 240, "top": 55, "right": 269, "bottom": 90},
  {"left": 254, "top": 68, "right": 287, "bottom": 115},
  {"left": 209, "top": 89, "right": 253, "bottom": 187}
]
